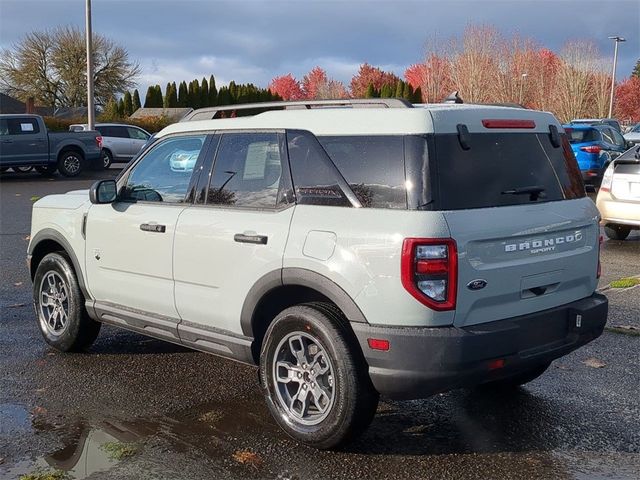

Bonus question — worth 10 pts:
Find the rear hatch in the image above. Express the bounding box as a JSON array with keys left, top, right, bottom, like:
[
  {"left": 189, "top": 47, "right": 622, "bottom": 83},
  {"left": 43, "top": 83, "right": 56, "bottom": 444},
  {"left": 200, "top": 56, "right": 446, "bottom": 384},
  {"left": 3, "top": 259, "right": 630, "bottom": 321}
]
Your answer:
[
  {"left": 425, "top": 109, "right": 600, "bottom": 327},
  {"left": 608, "top": 152, "right": 640, "bottom": 203}
]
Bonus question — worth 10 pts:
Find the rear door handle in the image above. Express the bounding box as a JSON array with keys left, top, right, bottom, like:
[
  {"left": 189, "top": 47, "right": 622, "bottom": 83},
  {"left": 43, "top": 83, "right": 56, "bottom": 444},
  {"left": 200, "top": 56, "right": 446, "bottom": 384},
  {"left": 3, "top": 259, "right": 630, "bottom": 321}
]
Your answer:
[
  {"left": 140, "top": 223, "right": 166, "bottom": 233},
  {"left": 234, "top": 233, "right": 268, "bottom": 245}
]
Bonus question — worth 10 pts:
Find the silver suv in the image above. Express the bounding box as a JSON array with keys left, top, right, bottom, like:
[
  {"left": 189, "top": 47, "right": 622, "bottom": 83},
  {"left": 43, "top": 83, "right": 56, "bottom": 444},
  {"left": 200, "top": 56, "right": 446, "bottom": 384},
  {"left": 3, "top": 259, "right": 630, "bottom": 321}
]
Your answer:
[
  {"left": 70, "top": 123, "right": 151, "bottom": 168},
  {"left": 29, "top": 100, "right": 608, "bottom": 449}
]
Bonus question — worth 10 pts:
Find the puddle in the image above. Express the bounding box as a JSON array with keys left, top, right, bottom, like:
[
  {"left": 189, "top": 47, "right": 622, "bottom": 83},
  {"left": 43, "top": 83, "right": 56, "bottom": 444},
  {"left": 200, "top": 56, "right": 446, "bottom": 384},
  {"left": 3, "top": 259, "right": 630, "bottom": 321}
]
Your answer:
[
  {"left": 1, "top": 399, "right": 273, "bottom": 479},
  {"left": 0, "top": 403, "right": 32, "bottom": 435}
]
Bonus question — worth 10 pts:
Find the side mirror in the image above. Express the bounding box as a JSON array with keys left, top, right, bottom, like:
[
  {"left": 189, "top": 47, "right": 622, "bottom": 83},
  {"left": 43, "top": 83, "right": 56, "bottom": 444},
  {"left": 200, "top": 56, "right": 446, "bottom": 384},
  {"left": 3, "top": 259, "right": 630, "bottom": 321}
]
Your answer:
[{"left": 89, "top": 179, "right": 117, "bottom": 204}]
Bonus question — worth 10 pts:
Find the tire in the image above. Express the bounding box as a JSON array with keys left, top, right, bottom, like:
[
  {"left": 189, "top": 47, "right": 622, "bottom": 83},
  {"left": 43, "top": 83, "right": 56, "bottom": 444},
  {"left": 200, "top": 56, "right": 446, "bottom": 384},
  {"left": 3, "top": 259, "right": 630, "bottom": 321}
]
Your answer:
[
  {"left": 102, "top": 150, "right": 113, "bottom": 169},
  {"left": 260, "top": 302, "right": 378, "bottom": 449},
  {"left": 604, "top": 224, "right": 631, "bottom": 241},
  {"left": 479, "top": 362, "right": 551, "bottom": 390},
  {"left": 33, "top": 252, "right": 101, "bottom": 352},
  {"left": 57, "top": 151, "right": 83, "bottom": 177},
  {"left": 35, "top": 165, "right": 57, "bottom": 176},
  {"left": 13, "top": 166, "right": 33, "bottom": 173}
]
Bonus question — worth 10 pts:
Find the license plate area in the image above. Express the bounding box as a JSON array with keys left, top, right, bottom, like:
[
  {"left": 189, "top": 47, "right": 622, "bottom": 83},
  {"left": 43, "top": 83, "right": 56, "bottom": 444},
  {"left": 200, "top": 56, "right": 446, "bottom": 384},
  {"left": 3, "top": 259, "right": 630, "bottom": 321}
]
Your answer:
[{"left": 519, "top": 310, "right": 569, "bottom": 356}]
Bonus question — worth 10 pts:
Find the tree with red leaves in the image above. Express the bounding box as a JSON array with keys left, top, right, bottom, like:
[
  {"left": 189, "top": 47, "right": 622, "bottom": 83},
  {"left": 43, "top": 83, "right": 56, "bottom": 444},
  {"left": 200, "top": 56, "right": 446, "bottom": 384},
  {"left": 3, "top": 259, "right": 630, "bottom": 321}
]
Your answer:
[
  {"left": 350, "top": 63, "right": 400, "bottom": 98},
  {"left": 268, "top": 74, "right": 304, "bottom": 101},
  {"left": 302, "top": 67, "right": 328, "bottom": 99},
  {"left": 615, "top": 76, "right": 640, "bottom": 122},
  {"left": 404, "top": 64, "right": 426, "bottom": 91}
]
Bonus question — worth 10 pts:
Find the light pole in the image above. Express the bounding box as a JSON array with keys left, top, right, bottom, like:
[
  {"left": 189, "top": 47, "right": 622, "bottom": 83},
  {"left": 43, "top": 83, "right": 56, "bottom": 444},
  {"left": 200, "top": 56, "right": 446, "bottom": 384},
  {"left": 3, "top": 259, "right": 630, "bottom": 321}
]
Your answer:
[
  {"left": 85, "top": 0, "right": 95, "bottom": 129},
  {"left": 519, "top": 73, "right": 528, "bottom": 105},
  {"left": 607, "top": 36, "right": 626, "bottom": 119}
]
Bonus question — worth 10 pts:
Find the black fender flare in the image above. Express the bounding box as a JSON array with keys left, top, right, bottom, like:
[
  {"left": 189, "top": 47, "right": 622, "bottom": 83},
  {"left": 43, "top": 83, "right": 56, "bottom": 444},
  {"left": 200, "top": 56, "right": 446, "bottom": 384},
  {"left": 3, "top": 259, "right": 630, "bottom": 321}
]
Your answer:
[
  {"left": 28, "top": 228, "right": 91, "bottom": 300},
  {"left": 240, "top": 267, "right": 368, "bottom": 337}
]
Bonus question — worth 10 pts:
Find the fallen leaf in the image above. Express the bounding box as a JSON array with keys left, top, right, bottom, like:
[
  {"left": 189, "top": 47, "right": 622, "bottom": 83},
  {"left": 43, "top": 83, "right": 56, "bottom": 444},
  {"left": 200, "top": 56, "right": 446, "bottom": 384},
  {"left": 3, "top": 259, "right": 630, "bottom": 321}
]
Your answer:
[
  {"left": 35, "top": 388, "right": 46, "bottom": 393},
  {"left": 32, "top": 406, "right": 47, "bottom": 415},
  {"left": 15, "top": 193, "right": 21, "bottom": 197},
  {"left": 24, "top": 235, "right": 31, "bottom": 241},
  {"left": 232, "top": 450, "right": 262, "bottom": 469},
  {"left": 30, "top": 196, "right": 41, "bottom": 202},
  {"left": 0, "top": 457, "right": 4, "bottom": 465},
  {"left": 14, "top": 282, "right": 23, "bottom": 287},
  {"left": 583, "top": 358, "right": 606, "bottom": 368}
]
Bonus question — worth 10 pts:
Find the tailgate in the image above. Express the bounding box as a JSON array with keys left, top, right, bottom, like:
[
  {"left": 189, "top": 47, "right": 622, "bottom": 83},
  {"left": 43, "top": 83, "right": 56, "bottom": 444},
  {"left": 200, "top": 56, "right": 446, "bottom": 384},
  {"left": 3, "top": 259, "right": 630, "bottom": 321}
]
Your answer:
[{"left": 445, "top": 198, "right": 600, "bottom": 327}]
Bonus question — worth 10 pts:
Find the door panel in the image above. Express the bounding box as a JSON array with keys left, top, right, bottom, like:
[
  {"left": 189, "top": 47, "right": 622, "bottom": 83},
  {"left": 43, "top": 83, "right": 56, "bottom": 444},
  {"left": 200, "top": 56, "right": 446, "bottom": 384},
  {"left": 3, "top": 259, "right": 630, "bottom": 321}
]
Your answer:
[{"left": 0, "top": 117, "right": 47, "bottom": 164}]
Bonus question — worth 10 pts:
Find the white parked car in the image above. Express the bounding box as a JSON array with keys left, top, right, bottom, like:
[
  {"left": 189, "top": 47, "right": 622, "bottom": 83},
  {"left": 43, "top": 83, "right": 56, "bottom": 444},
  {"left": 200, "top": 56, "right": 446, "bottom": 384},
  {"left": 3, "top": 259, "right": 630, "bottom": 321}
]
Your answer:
[
  {"left": 623, "top": 123, "right": 640, "bottom": 145},
  {"left": 31, "top": 100, "right": 607, "bottom": 449},
  {"left": 69, "top": 123, "right": 151, "bottom": 168}
]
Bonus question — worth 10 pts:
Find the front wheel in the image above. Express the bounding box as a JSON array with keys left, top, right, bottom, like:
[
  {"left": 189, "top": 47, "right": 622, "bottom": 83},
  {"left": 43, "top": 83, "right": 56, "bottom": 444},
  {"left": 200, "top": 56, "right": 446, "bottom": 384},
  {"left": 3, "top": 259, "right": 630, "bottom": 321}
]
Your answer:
[
  {"left": 260, "top": 303, "right": 378, "bottom": 449},
  {"left": 102, "top": 150, "right": 113, "bottom": 169},
  {"left": 33, "top": 252, "right": 101, "bottom": 352},
  {"left": 604, "top": 224, "right": 631, "bottom": 241},
  {"left": 58, "top": 151, "right": 83, "bottom": 177}
]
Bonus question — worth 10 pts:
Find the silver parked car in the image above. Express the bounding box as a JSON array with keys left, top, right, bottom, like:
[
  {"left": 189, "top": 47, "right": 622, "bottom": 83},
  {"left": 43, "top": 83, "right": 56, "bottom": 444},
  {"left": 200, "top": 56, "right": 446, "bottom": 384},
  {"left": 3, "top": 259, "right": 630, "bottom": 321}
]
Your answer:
[
  {"left": 69, "top": 123, "right": 151, "bottom": 168},
  {"left": 623, "top": 123, "right": 640, "bottom": 145}
]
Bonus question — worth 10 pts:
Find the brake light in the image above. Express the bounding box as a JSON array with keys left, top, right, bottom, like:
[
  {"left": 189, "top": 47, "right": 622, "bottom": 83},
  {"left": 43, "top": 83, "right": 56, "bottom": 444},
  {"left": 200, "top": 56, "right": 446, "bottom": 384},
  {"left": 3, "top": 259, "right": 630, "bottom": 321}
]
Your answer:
[
  {"left": 600, "top": 163, "right": 614, "bottom": 192},
  {"left": 580, "top": 145, "right": 601, "bottom": 154},
  {"left": 482, "top": 119, "right": 536, "bottom": 129},
  {"left": 597, "top": 235, "right": 603, "bottom": 279},
  {"left": 401, "top": 238, "right": 457, "bottom": 311},
  {"left": 96, "top": 136, "right": 103, "bottom": 149}
]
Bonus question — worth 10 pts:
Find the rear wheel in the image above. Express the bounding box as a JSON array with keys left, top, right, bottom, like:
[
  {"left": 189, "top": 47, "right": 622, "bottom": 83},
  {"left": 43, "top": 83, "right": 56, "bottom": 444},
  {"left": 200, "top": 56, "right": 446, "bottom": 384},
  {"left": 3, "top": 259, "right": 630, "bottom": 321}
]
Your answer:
[
  {"left": 33, "top": 252, "right": 101, "bottom": 352},
  {"left": 260, "top": 303, "right": 378, "bottom": 449},
  {"left": 479, "top": 362, "right": 551, "bottom": 390},
  {"left": 58, "top": 151, "right": 83, "bottom": 177},
  {"left": 604, "top": 224, "right": 631, "bottom": 241}
]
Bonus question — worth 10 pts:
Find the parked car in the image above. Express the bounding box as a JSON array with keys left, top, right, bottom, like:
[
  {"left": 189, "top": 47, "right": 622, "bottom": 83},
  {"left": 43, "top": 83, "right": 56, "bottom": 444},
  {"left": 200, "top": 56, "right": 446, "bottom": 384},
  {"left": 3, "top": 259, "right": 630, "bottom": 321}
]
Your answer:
[
  {"left": 0, "top": 114, "right": 103, "bottom": 177},
  {"left": 623, "top": 123, "right": 640, "bottom": 145},
  {"left": 596, "top": 145, "right": 640, "bottom": 240},
  {"left": 571, "top": 118, "right": 623, "bottom": 132},
  {"left": 563, "top": 124, "right": 628, "bottom": 187},
  {"left": 69, "top": 123, "right": 151, "bottom": 168},
  {"left": 28, "top": 101, "right": 607, "bottom": 449}
]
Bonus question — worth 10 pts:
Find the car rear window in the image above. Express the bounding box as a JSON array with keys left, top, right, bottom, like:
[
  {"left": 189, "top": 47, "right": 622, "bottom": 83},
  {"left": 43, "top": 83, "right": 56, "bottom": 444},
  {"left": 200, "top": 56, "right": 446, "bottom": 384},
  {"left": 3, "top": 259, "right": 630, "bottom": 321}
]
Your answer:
[
  {"left": 423, "top": 132, "right": 585, "bottom": 210},
  {"left": 566, "top": 128, "right": 600, "bottom": 143}
]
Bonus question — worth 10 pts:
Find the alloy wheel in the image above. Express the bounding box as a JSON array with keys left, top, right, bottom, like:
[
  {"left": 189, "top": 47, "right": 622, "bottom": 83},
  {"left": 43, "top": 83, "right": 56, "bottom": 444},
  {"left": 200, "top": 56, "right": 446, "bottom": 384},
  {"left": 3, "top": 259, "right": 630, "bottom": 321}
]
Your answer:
[{"left": 38, "top": 271, "right": 70, "bottom": 336}]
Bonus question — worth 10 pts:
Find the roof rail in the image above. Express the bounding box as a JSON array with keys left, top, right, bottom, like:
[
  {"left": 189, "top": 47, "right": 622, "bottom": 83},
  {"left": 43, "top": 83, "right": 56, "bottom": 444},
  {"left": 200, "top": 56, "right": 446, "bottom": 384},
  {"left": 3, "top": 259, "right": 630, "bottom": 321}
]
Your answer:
[{"left": 180, "top": 98, "right": 413, "bottom": 122}]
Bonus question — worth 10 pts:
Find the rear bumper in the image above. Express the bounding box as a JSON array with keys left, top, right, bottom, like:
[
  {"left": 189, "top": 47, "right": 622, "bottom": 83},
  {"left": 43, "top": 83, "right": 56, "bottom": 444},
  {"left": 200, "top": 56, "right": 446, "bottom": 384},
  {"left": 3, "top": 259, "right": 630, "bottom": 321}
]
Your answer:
[{"left": 352, "top": 293, "right": 608, "bottom": 399}]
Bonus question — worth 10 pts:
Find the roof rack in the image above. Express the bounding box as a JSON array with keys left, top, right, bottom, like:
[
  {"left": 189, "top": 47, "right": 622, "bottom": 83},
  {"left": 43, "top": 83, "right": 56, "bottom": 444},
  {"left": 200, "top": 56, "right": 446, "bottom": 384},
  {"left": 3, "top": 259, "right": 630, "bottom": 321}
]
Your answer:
[{"left": 180, "top": 98, "right": 413, "bottom": 122}]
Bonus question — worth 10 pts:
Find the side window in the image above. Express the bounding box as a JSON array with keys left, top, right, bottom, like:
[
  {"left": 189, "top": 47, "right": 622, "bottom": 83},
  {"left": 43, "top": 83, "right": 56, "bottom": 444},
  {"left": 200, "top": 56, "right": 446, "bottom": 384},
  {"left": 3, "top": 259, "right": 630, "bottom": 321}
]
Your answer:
[
  {"left": 600, "top": 128, "right": 615, "bottom": 145},
  {"left": 127, "top": 127, "right": 149, "bottom": 141},
  {"left": 611, "top": 129, "right": 625, "bottom": 147},
  {"left": 7, "top": 118, "right": 39, "bottom": 135},
  {"left": 286, "top": 130, "right": 351, "bottom": 207},
  {"left": 0, "top": 119, "right": 8, "bottom": 136},
  {"left": 207, "top": 132, "right": 292, "bottom": 209},
  {"left": 112, "top": 126, "right": 130, "bottom": 139},
  {"left": 317, "top": 136, "right": 407, "bottom": 209},
  {"left": 121, "top": 135, "right": 205, "bottom": 203},
  {"left": 96, "top": 126, "right": 112, "bottom": 137}
]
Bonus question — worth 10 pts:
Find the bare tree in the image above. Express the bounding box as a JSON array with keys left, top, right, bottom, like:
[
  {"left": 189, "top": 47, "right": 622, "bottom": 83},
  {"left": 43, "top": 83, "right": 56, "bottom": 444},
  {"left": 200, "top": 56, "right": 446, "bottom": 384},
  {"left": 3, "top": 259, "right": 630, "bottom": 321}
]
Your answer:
[
  {"left": 590, "top": 63, "right": 612, "bottom": 118},
  {"left": 0, "top": 26, "right": 140, "bottom": 108},
  {"left": 553, "top": 41, "right": 598, "bottom": 122}
]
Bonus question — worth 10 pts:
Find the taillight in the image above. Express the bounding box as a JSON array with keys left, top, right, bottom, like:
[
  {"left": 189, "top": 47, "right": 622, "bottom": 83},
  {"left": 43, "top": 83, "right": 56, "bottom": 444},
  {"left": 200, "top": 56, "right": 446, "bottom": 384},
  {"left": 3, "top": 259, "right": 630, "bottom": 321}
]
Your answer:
[
  {"left": 580, "top": 145, "right": 601, "bottom": 154},
  {"left": 600, "top": 163, "right": 614, "bottom": 192},
  {"left": 401, "top": 238, "right": 457, "bottom": 311},
  {"left": 96, "top": 136, "right": 103, "bottom": 148},
  {"left": 597, "top": 235, "right": 603, "bottom": 279}
]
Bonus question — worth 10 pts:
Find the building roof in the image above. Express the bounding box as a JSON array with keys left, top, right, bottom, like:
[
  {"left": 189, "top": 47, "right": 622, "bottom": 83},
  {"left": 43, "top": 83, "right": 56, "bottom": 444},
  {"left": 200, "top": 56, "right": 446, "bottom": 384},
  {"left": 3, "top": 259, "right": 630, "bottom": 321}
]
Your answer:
[{"left": 130, "top": 107, "right": 193, "bottom": 121}]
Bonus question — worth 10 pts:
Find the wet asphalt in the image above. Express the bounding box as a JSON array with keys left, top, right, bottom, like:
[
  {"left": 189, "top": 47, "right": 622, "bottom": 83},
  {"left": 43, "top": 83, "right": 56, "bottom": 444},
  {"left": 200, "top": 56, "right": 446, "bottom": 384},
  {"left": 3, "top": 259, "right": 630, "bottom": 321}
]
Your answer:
[{"left": 0, "top": 169, "right": 639, "bottom": 480}]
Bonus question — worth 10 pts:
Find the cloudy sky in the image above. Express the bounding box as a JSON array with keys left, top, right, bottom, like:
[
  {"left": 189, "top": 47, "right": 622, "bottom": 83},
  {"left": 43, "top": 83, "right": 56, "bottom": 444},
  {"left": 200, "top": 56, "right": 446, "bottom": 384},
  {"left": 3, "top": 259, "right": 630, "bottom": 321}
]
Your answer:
[{"left": 0, "top": 0, "right": 638, "bottom": 94}]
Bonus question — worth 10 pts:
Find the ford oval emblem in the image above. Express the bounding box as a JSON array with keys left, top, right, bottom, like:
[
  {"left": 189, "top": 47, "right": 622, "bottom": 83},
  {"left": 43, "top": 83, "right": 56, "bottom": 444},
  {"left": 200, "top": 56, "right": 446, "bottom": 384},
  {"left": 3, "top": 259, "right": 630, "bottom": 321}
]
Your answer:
[{"left": 467, "top": 279, "right": 488, "bottom": 291}]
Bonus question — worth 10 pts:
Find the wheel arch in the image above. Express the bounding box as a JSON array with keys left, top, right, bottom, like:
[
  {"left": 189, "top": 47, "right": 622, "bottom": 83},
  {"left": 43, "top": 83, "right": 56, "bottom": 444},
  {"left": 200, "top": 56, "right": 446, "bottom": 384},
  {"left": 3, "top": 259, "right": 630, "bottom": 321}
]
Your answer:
[
  {"left": 29, "top": 228, "right": 91, "bottom": 300},
  {"left": 241, "top": 268, "right": 368, "bottom": 363}
]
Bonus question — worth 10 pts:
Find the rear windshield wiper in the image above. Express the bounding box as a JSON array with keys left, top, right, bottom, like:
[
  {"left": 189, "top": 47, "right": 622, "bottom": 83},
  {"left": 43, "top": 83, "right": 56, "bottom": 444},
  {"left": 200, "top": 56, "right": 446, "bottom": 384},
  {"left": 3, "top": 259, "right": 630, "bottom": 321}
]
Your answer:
[{"left": 501, "top": 185, "right": 546, "bottom": 201}]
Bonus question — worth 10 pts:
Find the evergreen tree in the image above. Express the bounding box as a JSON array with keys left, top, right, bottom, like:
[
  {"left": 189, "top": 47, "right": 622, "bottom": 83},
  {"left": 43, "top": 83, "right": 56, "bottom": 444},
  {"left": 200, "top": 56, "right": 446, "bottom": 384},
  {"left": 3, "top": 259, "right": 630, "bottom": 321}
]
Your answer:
[
  {"left": 117, "top": 98, "right": 125, "bottom": 117},
  {"left": 167, "top": 82, "right": 178, "bottom": 107},
  {"left": 413, "top": 86, "right": 423, "bottom": 103},
  {"left": 188, "top": 79, "right": 201, "bottom": 108},
  {"left": 178, "top": 81, "right": 188, "bottom": 107},
  {"left": 402, "top": 82, "right": 413, "bottom": 101},
  {"left": 633, "top": 59, "right": 640, "bottom": 78},
  {"left": 394, "top": 80, "right": 404, "bottom": 98},
  {"left": 380, "top": 84, "right": 393, "bottom": 98},
  {"left": 101, "top": 97, "right": 120, "bottom": 120},
  {"left": 208, "top": 74, "right": 217, "bottom": 106},
  {"left": 123, "top": 91, "right": 133, "bottom": 116},
  {"left": 229, "top": 81, "right": 238, "bottom": 103},
  {"left": 155, "top": 85, "right": 163, "bottom": 107},
  {"left": 217, "top": 86, "right": 231, "bottom": 106},
  {"left": 132, "top": 89, "right": 142, "bottom": 111},
  {"left": 144, "top": 86, "right": 155, "bottom": 107},
  {"left": 163, "top": 82, "right": 172, "bottom": 108},
  {"left": 365, "top": 83, "right": 376, "bottom": 98},
  {"left": 200, "top": 77, "right": 209, "bottom": 107}
]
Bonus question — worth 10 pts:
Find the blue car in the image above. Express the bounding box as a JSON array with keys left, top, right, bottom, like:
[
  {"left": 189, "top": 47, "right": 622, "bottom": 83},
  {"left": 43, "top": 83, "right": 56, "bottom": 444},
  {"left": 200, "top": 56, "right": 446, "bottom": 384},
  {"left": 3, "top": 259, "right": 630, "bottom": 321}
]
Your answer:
[{"left": 563, "top": 124, "right": 628, "bottom": 186}]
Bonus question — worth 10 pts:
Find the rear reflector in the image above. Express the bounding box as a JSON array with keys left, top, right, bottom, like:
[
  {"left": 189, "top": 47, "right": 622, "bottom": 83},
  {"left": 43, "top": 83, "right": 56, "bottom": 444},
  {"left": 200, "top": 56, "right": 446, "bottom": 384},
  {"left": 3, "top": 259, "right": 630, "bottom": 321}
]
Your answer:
[
  {"left": 580, "top": 145, "right": 602, "bottom": 154},
  {"left": 488, "top": 359, "right": 506, "bottom": 370},
  {"left": 482, "top": 119, "right": 536, "bottom": 129},
  {"left": 367, "top": 338, "right": 390, "bottom": 351}
]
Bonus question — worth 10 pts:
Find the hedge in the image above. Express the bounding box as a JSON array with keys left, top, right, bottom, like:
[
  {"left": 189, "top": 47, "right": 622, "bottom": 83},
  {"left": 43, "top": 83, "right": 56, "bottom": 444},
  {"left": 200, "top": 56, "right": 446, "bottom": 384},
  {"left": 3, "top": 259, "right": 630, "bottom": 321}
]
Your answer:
[{"left": 43, "top": 115, "right": 175, "bottom": 134}]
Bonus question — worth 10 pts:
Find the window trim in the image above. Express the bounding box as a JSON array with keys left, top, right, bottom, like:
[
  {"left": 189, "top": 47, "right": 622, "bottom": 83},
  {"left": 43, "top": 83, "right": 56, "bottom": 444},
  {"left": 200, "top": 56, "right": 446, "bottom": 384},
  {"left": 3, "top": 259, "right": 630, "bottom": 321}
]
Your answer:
[
  {"left": 115, "top": 132, "right": 213, "bottom": 206},
  {"left": 196, "top": 129, "right": 296, "bottom": 213}
]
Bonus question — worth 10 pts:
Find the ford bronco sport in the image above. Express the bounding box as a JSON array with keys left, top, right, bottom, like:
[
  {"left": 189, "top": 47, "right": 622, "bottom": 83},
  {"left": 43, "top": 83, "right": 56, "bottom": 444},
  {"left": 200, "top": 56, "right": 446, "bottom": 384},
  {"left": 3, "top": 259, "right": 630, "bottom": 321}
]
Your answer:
[{"left": 28, "top": 99, "right": 608, "bottom": 449}]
